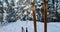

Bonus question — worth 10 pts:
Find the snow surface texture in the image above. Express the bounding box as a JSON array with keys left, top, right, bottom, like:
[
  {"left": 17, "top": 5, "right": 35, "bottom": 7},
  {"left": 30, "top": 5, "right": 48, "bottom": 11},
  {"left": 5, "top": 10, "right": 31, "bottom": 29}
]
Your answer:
[{"left": 0, "top": 20, "right": 60, "bottom": 32}]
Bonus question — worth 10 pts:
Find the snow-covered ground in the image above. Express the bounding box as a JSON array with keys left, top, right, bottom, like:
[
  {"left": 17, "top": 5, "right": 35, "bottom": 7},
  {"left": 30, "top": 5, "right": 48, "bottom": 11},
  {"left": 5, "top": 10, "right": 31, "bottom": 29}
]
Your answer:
[{"left": 0, "top": 20, "right": 60, "bottom": 32}]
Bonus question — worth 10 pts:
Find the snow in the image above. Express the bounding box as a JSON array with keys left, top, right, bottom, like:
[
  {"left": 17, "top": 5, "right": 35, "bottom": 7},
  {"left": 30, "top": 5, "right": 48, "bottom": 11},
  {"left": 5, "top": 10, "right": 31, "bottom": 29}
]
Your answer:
[
  {"left": 47, "top": 23, "right": 60, "bottom": 32},
  {"left": 0, "top": 20, "right": 60, "bottom": 32}
]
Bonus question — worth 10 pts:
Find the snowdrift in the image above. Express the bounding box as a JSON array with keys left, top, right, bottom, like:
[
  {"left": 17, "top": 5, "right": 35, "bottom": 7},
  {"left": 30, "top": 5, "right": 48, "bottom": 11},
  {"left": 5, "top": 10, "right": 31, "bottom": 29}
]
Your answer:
[{"left": 0, "top": 20, "right": 60, "bottom": 32}]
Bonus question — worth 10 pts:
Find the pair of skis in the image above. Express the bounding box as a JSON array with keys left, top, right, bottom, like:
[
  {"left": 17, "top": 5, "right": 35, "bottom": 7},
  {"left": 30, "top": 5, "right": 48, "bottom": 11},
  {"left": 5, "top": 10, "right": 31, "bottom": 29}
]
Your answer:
[{"left": 32, "top": 0, "right": 47, "bottom": 32}]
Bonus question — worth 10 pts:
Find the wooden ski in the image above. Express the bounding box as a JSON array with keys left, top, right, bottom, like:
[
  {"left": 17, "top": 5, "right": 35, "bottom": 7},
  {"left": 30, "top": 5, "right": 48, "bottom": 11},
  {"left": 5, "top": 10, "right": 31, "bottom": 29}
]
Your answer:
[
  {"left": 31, "top": 0, "right": 37, "bottom": 32},
  {"left": 43, "top": 0, "right": 47, "bottom": 32}
]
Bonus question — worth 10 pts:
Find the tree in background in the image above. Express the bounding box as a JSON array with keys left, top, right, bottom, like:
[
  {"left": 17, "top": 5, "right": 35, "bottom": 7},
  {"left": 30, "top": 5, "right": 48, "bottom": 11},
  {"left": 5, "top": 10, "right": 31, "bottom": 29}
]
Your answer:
[{"left": 0, "top": 0, "right": 4, "bottom": 24}]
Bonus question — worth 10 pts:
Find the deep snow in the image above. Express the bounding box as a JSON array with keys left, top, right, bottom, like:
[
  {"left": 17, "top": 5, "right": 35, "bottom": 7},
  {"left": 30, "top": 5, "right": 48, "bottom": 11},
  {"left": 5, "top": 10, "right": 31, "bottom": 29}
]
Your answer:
[{"left": 0, "top": 20, "right": 60, "bottom": 32}]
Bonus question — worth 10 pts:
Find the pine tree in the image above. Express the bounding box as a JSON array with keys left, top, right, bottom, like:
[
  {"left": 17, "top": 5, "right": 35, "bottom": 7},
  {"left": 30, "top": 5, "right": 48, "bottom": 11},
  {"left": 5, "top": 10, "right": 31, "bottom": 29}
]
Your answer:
[
  {"left": 0, "top": 0, "right": 4, "bottom": 24},
  {"left": 5, "top": 0, "right": 17, "bottom": 22}
]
